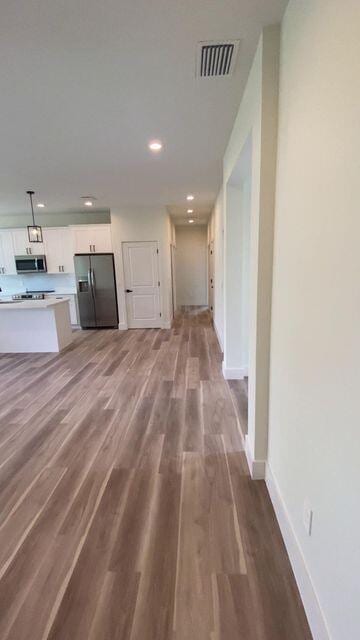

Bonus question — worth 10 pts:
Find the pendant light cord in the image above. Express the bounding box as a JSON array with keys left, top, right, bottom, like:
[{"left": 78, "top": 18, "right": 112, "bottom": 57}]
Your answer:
[{"left": 27, "top": 190, "right": 36, "bottom": 226}]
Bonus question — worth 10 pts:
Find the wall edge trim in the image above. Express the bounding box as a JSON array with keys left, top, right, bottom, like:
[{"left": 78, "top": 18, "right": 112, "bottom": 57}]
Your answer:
[
  {"left": 244, "top": 434, "right": 266, "bottom": 479},
  {"left": 213, "top": 321, "right": 224, "bottom": 352}
]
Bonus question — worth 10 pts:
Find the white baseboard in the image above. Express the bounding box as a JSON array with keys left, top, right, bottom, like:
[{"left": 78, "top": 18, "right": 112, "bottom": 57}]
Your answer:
[
  {"left": 222, "top": 363, "right": 248, "bottom": 380},
  {"left": 213, "top": 322, "right": 224, "bottom": 352},
  {"left": 118, "top": 322, "right": 171, "bottom": 330},
  {"left": 244, "top": 435, "right": 266, "bottom": 479},
  {"left": 265, "top": 463, "right": 331, "bottom": 640}
]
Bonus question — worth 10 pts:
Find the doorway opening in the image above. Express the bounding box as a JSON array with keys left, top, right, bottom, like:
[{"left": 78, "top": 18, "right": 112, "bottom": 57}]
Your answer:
[
  {"left": 173, "top": 225, "right": 208, "bottom": 312},
  {"left": 208, "top": 240, "right": 214, "bottom": 314},
  {"left": 170, "top": 244, "right": 176, "bottom": 317},
  {"left": 224, "top": 133, "right": 252, "bottom": 437}
]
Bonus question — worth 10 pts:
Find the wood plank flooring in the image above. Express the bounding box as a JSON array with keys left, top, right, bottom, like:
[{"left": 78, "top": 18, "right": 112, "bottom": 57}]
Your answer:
[
  {"left": 228, "top": 378, "right": 249, "bottom": 436},
  {"left": 0, "top": 308, "right": 312, "bottom": 639}
]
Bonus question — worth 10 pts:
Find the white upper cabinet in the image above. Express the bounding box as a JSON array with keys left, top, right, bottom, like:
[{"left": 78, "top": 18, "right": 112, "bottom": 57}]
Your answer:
[
  {"left": 71, "top": 227, "right": 92, "bottom": 254},
  {"left": 62, "top": 228, "right": 75, "bottom": 272},
  {"left": 12, "top": 228, "right": 44, "bottom": 256},
  {"left": 72, "top": 224, "right": 112, "bottom": 254},
  {"left": 42, "top": 229, "right": 62, "bottom": 273},
  {"left": 0, "top": 230, "right": 16, "bottom": 275},
  {"left": 91, "top": 225, "right": 112, "bottom": 253},
  {"left": 43, "top": 228, "right": 75, "bottom": 274},
  {"left": 0, "top": 224, "right": 110, "bottom": 275}
]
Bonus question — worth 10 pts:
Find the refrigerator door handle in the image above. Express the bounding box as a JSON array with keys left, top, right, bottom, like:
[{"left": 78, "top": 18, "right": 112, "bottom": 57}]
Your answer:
[
  {"left": 87, "top": 268, "right": 92, "bottom": 293},
  {"left": 90, "top": 268, "right": 96, "bottom": 295}
]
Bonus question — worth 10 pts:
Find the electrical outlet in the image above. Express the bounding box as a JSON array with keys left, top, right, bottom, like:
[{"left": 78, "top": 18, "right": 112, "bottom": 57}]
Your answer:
[{"left": 303, "top": 499, "right": 313, "bottom": 536}]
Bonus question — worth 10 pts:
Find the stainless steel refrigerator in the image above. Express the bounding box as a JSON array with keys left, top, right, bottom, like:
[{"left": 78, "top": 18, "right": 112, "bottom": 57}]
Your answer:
[{"left": 74, "top": 253, "right": 119, "bottom": 328}]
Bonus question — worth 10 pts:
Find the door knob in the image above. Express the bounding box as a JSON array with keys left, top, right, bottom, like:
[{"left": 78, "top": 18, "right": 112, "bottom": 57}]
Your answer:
[{"left": 125, "top": 289, "right": 133, "bottom": 293}]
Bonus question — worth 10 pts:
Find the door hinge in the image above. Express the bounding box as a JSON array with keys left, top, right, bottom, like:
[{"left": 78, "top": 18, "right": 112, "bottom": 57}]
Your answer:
[
  {"left": 158, "top": 281, "right": 160, "bottom": 287},
  {"left": 156, "top": 249, "right": 159, "bottom": 254},
  {"left": 159, "top": 312, "right": 162, "bottom": 317}
]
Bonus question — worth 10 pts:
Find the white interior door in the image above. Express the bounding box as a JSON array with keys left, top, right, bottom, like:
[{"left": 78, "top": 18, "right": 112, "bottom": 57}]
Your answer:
[{"left": 123, "top": 241, "right": 161, "bottom": 328}]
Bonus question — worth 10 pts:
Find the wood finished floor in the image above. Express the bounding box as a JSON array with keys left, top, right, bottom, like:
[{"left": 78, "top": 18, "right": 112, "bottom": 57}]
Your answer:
[
  {"left": 0, "top": 308, "right": 312, "bottom": 640},
  {"left": 228, "top": 378, "right": 249, "bottom": 437}
]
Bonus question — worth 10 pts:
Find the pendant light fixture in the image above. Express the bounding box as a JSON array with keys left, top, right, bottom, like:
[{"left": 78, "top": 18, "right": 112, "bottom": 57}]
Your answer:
[{"left": 27, "top": 190, "right": 43, "bottom": 243}]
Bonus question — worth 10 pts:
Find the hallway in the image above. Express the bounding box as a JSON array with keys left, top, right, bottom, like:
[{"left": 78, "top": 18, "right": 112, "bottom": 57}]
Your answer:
[{"left": 0, "top": 309, "right": 311, "bottom": 639}]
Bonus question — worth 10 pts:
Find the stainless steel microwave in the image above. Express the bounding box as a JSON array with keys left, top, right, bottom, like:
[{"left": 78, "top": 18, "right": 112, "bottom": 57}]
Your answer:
[{"left": 15, "top": 255, "right": 47, "bottom": 274}]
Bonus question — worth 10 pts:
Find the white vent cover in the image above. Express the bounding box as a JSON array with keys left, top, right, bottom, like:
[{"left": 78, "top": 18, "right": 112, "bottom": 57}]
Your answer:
[{"left": 196, "top": 40, "right": 240, "bottom": 78}]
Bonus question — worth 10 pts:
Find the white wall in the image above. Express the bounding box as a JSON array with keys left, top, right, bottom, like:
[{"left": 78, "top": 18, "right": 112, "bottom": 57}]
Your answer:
[
  {"left": 0, "top": 273, "right": 75, "bottom": 295},
  {"left": 268, "top": 1, "right": 360, "bottom": 638},
  {"left": 239, "top": 177, "right": 251, "bottom": 368},
  {"left": 208, "top": 190, "right": 225, "bottom": 349},
  {"left": 110, "top": 207, "right": 172, "bottom": 328},
  {"left": 224, "top": 134, "right": 253, "bottom": 378},
  {"left": 213, "top": 25, "right": 280, "bottom": 477},
  {"left": 166, "top": 215, "right": 176, "bottom": 318},
  {"left": 175, "top": 225, "right": 207, "bottom": 307}
]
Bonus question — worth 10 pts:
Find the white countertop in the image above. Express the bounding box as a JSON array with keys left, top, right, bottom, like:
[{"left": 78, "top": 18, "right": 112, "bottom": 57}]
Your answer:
[
  {"left": 0, "top": 298, "right": 70, "bottom": 310},
  {"left": 0, "top": 290, "right": 76, "bottom": 299},
  {"left": 45, "top": 291, "right": 77, "bottom": 295}
]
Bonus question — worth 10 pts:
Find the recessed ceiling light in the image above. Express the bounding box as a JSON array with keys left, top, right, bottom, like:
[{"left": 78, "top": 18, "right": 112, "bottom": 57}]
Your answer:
[
  {"left": 36, "top": 203, "right": 45, "bottom": 208},
  {"left": 148, "top": 140, "right": 163, "bottom": 152},
  {"left": 81, "top": 196, "right": 97, "bottom": 206},
  {"left": 186, "top": 194, "right": 194, "bottom": 201},
  {"left": 187, "top": 209, "right": 194, "bottom": 214},
  {"left": 188, "top": 219, "right": 194, "bottom": 224}
]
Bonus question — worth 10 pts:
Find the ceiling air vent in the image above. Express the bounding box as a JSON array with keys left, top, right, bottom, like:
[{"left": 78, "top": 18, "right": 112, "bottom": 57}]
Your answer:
[{"left": 196, "top": 40, "right": 240, "bottom": 78}]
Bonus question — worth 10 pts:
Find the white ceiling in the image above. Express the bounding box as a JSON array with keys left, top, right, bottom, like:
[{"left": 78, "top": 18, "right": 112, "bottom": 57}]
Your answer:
[{"left": 0, "top": 0, "right": 287, "bottom": 221}]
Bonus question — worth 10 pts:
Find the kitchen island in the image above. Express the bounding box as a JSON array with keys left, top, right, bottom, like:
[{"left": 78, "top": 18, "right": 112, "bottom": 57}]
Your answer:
[{"left": 0, "top": 298, "right": 73, "bottom": 353}]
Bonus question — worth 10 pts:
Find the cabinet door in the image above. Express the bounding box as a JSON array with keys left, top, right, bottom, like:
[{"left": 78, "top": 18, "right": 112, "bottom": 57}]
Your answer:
[
  {"left": 12, "top": 228, "right": 44, "bottom": 255},
  {"left": 0, "top": 231, "right": 16, "bottom": 275},
  {"left": 61, "top": 228, "right": 75, "bottom": 273},
  {"left": 43, "top": 228, "right": 64, "bottom": 273},
  {"left": 12, "top": 229, "right": 28, "bottom": 255},
  {"left": 68, "top": 295, "right": 78, "bottom": 324},
  {"left": 71, "top": 225, "right": 112, "bottom": 254},
  {"left": 73, "top": 227, "right": 93, "bottom": 254},
  {"left": 92, "top": 225, "right": 112, "bottom": 253}
]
